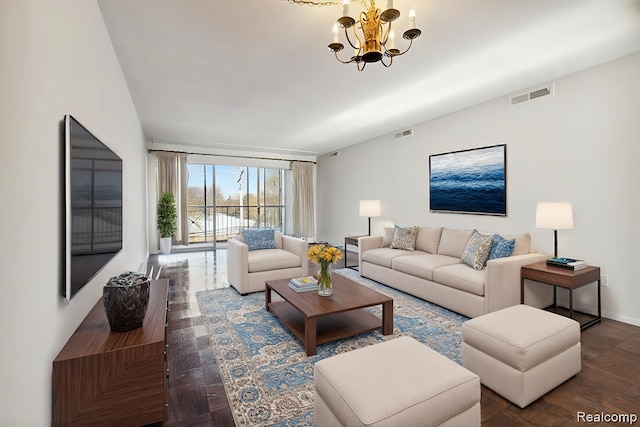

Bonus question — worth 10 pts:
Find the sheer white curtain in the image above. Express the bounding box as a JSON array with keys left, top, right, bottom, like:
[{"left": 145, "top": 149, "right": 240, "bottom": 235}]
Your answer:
[
  {"left": 156, "top": 151, "right": 189, "bottom": 246},
  {"left": 292, "top": 161, "right": 315, "bottom": 239}
]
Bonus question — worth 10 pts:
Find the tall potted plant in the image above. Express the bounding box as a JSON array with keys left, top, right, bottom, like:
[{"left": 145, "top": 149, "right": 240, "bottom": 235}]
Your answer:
[{"left": 157, "top": 192, "right": 177, "bottom": 254}]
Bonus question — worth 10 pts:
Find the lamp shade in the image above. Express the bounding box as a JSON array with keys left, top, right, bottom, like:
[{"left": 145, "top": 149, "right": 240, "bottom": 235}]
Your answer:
[
  {"left": 359, "top": 200, "right": 381, "bottom": 217},
  {"left": 535, "top": 202, "right": 574, "bottom": 230}
]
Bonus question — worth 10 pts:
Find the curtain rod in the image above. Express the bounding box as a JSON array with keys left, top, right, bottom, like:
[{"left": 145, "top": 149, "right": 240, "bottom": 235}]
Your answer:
[{"left": 147, "top": 148, "right": 317, "bottom": 164}]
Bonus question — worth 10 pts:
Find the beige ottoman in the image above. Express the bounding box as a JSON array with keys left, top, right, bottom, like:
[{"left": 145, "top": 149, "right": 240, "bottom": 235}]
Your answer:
[
  {"left": 462, "top": 304, "right": 581, "bottom": 408},
  {"left": 314, "top": 337, "right": 480, "bottom": 427}
]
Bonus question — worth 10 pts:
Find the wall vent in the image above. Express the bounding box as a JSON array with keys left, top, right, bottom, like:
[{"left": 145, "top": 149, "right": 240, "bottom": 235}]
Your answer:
[
  {"left": 395, "top": 128, "right": 413, "bottom": 139},
  {"left": 329, "top": 151, "right": 340, "bottom": 158},
  {"left": 510, "top": 83, "right": 554, "bottom": 106}
]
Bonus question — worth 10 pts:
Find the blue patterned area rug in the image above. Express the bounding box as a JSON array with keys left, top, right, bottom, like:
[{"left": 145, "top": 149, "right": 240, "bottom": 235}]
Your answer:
[{"left": 196, "top": 269, "right": 468, "bottom": 426}]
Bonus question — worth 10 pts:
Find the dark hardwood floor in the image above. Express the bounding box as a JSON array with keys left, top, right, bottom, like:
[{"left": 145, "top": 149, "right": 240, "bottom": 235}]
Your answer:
[{"left": 151, "top": 250, "right": 640, "bottom": 426}]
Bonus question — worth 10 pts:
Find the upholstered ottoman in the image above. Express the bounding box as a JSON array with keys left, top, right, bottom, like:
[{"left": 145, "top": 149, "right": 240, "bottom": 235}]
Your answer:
[
  {"left": 314, "top": 336, "right": 480, "bottom": 427},
  {"left": 462, "top": 304, "right": 581, "bottom": 408}
]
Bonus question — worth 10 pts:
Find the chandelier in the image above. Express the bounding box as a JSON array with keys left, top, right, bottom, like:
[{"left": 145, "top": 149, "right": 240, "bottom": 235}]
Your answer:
[{"left": 288, "top": 0, "right": 421, "bottom": 71}]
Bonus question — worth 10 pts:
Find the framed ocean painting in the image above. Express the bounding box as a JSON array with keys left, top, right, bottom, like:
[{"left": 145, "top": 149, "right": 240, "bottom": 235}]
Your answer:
[{"left": 429, "top": 144, "right": 506, "bottom": 215}]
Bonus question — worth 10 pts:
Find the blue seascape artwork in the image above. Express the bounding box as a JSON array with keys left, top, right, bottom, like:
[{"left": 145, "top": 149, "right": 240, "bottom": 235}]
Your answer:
[{"left": 429, "top": 144, "right": 506, "bottom": 215}]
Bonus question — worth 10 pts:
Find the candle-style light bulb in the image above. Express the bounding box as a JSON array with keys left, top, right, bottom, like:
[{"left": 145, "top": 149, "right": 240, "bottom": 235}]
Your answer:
[
  {"left": 343, "top": 0, "right": 350, "bottom": 16},
  {"left": 386, "top": 0, "right": 394, "bottom": 10},
  {"left": 408, "top": 9, "right": 416, "bottom": 29},
  {"left": 332, "top": 23, "right": 339, "bottom": 43},
  {"left": 388, "top": 30, "right": 395, "bottom": 49}
]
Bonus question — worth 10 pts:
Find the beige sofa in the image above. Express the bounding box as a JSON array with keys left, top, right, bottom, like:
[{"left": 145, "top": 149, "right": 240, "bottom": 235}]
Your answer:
[
  {"left": 359, "top": 227, "right": 548, "bottom": 318},
  {"left": 228, "top": 232, "right": 309, "bottom": 295}
]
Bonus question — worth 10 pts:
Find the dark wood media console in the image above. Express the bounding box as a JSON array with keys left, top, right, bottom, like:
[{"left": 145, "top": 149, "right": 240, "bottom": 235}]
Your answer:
[{"left": 52, "top": 279, "right": 169, "bottom": 427}]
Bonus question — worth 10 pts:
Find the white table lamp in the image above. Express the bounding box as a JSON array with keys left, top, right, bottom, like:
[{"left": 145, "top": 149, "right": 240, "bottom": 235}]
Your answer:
[
  {"left": 535, "top": 202, "right": 574, "bottom": 258},
  {"left": 359, "top": 200, "right": 381, "bottom": 236}
]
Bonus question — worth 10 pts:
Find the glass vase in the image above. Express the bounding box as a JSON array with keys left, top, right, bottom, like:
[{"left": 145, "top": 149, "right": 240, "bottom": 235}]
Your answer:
[{"left": 317, "top": 263, "right": 333, "bottom": 297}]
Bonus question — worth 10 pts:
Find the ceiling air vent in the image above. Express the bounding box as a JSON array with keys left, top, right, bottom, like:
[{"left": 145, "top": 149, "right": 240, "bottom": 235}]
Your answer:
[
  {"left": 329, "top": 151, "right": 340, "bottom": 158},
  {"left": 395, "top": 128, "right": 413, "bottom": 139},
  {"left": 510, "top": 83, "right": 554, "bottom": 106}
]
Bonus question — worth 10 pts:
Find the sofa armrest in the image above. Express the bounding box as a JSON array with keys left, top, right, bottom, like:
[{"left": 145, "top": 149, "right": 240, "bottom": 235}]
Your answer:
[
  {"left": 227, "top": 238, "right": 249, "bottom": 290},
  {"left": 282, "top": 235, "right": 309, "bottom": 276},
  {"left": 358, "top": 236, "right": 383, "bottom": 268},
  {"left": 484, "top": 252, "right": 548, "bottom": 313}
]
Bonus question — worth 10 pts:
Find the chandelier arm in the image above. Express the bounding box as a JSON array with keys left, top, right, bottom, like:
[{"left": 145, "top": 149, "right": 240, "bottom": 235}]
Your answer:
[
  {"left": 381, "top": 54, "right": 393, "bottom": 67},
  {"left": 344, "top": 26, "right": 362, "bottom": 51},
  {"left": 389, "top": 37, "right": 413, "bottom": 56},
  {"left": 333, "top": 51, "right": 356, "bottom": 64}
]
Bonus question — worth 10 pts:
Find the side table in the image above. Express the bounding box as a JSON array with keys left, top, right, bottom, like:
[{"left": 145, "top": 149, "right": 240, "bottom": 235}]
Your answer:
[
  {"left": 521, "top": 262, "right": 601, "bottom": 330},
  {"left": 344, "top": 235, "right": 366, "bottom": 269}
]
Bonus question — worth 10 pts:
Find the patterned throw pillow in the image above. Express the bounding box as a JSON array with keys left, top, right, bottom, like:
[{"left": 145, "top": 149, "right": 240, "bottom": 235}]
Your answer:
[
  {"left": 488, "top": 234, "right": 516, "bottom": 260},
  {"left": 240, "top": 229, "right": 278, "bottom": 251},
  {"left": 461, "top": 230, "right": 494, "bottom": 270},
  {"left": 390, "top": 226, "right": 419, "bottom": 251}
]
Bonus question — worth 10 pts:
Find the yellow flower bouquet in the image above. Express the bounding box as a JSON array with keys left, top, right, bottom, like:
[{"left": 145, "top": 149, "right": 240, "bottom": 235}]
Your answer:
[{"left": 307, "top": 244, "right": 343, "bottom": 296}]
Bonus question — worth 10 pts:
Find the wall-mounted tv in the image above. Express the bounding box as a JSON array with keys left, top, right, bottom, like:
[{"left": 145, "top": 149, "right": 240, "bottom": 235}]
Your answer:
[
  {"left": 64, "top": 115, "right": 123, "bottom": 301},
  {"left": 429, "top": 144, "right": 506, "bottom": 216}
]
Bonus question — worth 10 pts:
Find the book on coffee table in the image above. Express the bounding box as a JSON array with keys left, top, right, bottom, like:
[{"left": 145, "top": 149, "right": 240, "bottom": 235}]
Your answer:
[{"left": 289, "top": 276, "right": 318, "bottom": 292}]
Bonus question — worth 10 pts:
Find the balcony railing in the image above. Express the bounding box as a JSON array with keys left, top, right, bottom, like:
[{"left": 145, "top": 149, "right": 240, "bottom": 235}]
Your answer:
[{"left": 188, "top": 205, "right": 284, "bottom": 243}]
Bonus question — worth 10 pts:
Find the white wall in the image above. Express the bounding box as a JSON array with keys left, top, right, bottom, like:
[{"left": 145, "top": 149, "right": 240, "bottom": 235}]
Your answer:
[
  {"left": 317, "top": 52, "right": 640, "bottom": 326},
  {"left": 0, "top": 1, "right": 148, "bottom": 425}
]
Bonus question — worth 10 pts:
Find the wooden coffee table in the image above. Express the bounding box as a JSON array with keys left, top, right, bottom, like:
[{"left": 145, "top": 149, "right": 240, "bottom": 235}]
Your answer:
[{"left": 265, "top": 273, "right": 393, "bottom": 356}]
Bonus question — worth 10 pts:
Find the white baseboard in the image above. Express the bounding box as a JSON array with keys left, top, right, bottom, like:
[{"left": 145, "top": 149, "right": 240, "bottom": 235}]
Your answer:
[{"left": 602, "top": 311, "right": 640, "bottom": 327}]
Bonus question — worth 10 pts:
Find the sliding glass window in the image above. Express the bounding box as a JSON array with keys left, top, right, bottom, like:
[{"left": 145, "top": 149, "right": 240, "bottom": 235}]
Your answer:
[{"left": 187, "top": 164, "right": 286, "bottom": 245}]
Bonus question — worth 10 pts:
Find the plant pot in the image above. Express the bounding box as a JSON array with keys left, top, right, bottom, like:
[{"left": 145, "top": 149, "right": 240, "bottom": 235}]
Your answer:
[
  {"left": 160, "top": 237, "right": 172, "bottom": 254},
  {"left": 103, "top": 272, "right": 151, "bottom": 332}
]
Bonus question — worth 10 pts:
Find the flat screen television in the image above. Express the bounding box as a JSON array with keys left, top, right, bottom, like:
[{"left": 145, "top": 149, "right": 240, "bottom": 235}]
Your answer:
[{"left": 64, "top": 115, "right": 123, "bottom": 301}]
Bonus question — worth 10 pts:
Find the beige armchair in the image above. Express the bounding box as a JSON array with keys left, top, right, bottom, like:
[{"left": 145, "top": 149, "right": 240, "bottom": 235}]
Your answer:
[{"left": 227, "top": 231, "right": 309, "bottom": 295}]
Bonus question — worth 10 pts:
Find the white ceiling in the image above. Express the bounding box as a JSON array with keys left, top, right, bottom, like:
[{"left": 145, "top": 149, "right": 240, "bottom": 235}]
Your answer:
[{"left": 97, "top": 0, "right": 640, "bottom": 158}]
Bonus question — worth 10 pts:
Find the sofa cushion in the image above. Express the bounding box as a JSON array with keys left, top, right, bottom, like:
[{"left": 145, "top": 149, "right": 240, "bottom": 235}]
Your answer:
[
  {"left": 461, "top": 230, "right": 494, "bottom": 270},
  {"left": 433, "top": 264, "right": 485, "bottom": 296},
  {"left": 488, "top": 234, "right": 516, "bottom": 260},
  {"left": 362, "top": 248, "right": 415, "bottom": 269},
  {"left": 390, "top": 225, "right": 419, "bottom": 251},
  {"left": 380, "top": 227, "right": 395, "bottom": 248},
  {"left": 247, "top": 249, "right": 301, "bottom": 273},
  {"left": 437, "top": 228, "right": 473, "bottom": 258},
  {"left": 392, "top": 253, "right": 460, "bottom": 281},
  {"left": 414, "top": 226, "right": 443, "bottom": 254}
]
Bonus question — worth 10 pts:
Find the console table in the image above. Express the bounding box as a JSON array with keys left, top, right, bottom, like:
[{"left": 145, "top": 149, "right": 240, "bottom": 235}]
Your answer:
[
  {"left": 52, "top": 279, "right": 169, "bottom": 426},
  {"left": 521, "top": 262, "right": 601, "bottom": 330}
]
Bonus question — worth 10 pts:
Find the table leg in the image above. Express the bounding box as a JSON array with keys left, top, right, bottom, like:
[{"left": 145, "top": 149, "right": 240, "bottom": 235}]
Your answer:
[
  {"left": 520, "top": 278, "right": 525, "bottom": 304},
  {"left": 344, "top": 238, "right": 348, "bottom": 268},
  {"left": 597, "top": 279, "right": 601, "bottom": 321},
  {"left": 569, "top": 289, "right": 574, "bottom": 319},
  {"left": 265, "top": 286, "right": 272, "bottom": 311},
  {"left": 382, "top": 301, "right": 393, "bottom": 335},
  {"left": 304, "top": 317, "right": 317, "bottom": 356}
]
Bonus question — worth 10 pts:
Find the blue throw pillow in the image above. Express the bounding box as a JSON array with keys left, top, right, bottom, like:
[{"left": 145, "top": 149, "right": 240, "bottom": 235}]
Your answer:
[
  {"left": 240, "top": 229, "right": 278, "bottom": 251},
  {"left": 488, "top": 234, "right": 515, "bottom": 260}
]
